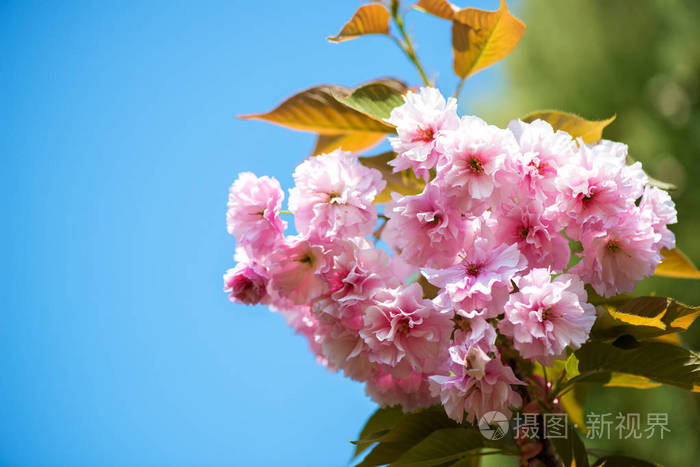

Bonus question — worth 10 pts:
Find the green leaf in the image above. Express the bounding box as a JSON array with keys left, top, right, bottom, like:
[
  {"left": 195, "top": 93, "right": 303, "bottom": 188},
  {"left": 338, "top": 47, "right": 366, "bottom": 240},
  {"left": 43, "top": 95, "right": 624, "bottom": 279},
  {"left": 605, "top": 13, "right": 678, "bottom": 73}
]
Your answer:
[
  {"left": 575, "top": 341, "right": 700, "bottom": 392},
  {"left": 360, "top": 152, "right": 426, "bottom": 203},
  {"left": 549, "top": 423, "right": 589, "bottom": 467},
  {"left": 591, "top": 455, "right": 658, "bottom": 467},
  {"left": 521, "top": 110, "right": 615, "bottom": 143},
  {"left": 654, "top": 247, "right": 700, "bottom": 279},
  {"left": 590, "top": 297, "right": 700, "bottom": 342},
  {"left": 392, "top": 428, "right": 483, "bottom": 466},
  {"left": 353, "top": 406, "right": 405, "bottom": 458},
  {"left": 333, "top": 79, "right": 408, "bottom": 122},
  {"left": 358, "top": 407, "right": 459, "bottom": 467},
  {"left": 239, "top": 84, "right": 396, "bottom": 134},
  {"left": 328, "top": 4, "right": 391, "bottom": 42},
  {"left": 451, "top": 0, "right": 526, "bottom": 79}
]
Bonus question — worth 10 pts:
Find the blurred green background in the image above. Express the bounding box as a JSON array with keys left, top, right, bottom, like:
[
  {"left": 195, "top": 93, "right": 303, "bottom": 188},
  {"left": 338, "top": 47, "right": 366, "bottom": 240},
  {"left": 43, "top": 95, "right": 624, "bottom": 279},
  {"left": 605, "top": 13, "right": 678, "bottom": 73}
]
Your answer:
[{"left": 475, "top": 1, "right": 700, "bottom": 465}]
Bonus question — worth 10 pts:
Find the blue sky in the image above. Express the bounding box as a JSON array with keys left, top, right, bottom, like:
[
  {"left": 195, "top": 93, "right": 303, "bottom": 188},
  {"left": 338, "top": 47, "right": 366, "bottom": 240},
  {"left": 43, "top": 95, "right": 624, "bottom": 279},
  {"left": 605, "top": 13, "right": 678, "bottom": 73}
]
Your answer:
[{"left": 0, "top": 1, "right": 509, "bottom": 464}]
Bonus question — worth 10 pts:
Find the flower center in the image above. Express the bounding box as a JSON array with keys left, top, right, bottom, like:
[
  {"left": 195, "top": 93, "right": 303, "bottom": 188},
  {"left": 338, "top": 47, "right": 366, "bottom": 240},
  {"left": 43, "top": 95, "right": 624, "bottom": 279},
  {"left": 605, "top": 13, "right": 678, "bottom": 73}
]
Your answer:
[
  {"left": 468, "top": 155, "right": 484, "bottom": 174},
  {"left": 300, "top": 253, "right": 314, "bottom": 265},
  {"left": 541, "top": 307, "right": 553, "bottom": 321},
  {"left": 606, "top": 240, "right": 620, "bottom": 254},
  {"left": 398, "top": 319, "right": 412, "bottom": 334},
  {"left": 466, "top": 263, "right": 480, "bottom": 277},
  {"left": 518, "top": 225, "right": 529, "bottom": 239},
  {"left": 414, "top": 126, "right": 435, "bottom": 143},
  {"left": 328, "top": 191, "right": 343, "bottom": 204}
]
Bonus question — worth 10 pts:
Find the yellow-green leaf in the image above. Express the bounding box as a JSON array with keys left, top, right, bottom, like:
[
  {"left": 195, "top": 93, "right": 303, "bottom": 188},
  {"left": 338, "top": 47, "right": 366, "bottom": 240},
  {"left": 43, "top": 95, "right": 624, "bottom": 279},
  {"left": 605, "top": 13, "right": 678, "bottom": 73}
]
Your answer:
[
  {"left": 415, "top": 0, "right": 457, "bottom": 20},
  {"left": 591, "top": 297, "right": 700, "bottom": 341},
  {"left": 521, "top": 110, "right": 616, "bottom": 144},
  {"left": 333, "top": 78, "right": 408, "bottom": 121},
  {"left": 328, "top": 4, "right": 391, "bottom": 42},
  {"left": 451, "top": 0, "right": 525, "bottom": 79},
  {"left": 311, "top": 132, "right": 385, "bottom": 156},
  {"left": 604, "top": 373, "right": 662, "bottom": 389},
  {"left": 560, "top": 384, "right": 588, "bottom": 432},
  {"left": 654, "top": 247, "right": 700, "bottom": 279},
  {"left": 360, "top": 152, "right": 425, "bottom": 203},
  {"left": 239, "top": 85, "right": 396, "bottom": 134}
]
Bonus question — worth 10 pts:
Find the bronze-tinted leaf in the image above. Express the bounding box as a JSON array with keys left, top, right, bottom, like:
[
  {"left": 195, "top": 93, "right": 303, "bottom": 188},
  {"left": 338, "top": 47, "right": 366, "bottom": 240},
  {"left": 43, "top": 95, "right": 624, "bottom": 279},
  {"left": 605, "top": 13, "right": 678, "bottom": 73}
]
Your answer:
[
  {"left": 360, "top": 152, "right": 425, "bottom": 203},
  {"left": 328, "top": 4, "right": 391, "bottom": 42},
  {"left": 654, "top": 247, "right": 700, "bottom": 279},
  {"left": 311, "top": 132, "right": 385, "bottom": 156},
  {"left": 451, "top": 0, "right": 525, "bottom": 79},
  {"left": 521, "top": 110, "right": 615, "bottom": 143},
  {"left": 239, "top": 85, "right": 396, "bottom": 134},
  {"left": 415, "top": 0, "right": 457, "bottom": 20}
]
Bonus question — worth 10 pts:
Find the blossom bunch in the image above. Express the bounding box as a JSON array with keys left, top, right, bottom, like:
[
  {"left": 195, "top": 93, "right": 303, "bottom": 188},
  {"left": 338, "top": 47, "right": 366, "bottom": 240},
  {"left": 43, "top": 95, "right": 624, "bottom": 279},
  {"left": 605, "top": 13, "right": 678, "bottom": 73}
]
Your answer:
[{"left": 223, "top": 87, "right": 676, "bottom": 423}]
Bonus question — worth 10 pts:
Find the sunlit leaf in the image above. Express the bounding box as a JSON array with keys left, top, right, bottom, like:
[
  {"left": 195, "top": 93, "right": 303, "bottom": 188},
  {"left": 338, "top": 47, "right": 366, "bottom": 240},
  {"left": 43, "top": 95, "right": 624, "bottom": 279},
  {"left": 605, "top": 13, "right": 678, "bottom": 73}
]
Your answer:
[
  {"left": 328, "top": 4, "right": 391, "bottom": 42},
  {"left": 239, "top": 85, "right": 396, "bottom": 134},
  {"left": 333, "top": 78, "right": 408, "bottom": 121},
  {"left": 590, "top": 297, "right": 700, "bottom": 341},
  {"left": 654, "top": 247, "right": 700, "bottom": 279},
  {"left": 360, "top": 151, "right": 426, "bottom": 203},
  {"left": 560, "top": 384, "right": 588, "bottom": 433},
  {"left": 604, "top": 373, "right": 661, "bottom": 389},
  {"left": 575, "top": 341, "right": 700, "bottom": 392},
  {"left": 565, "top": 353, "right": 580, "bottom": 379},
  {"left": 392, "top": 428, "right": 483, "bottom": 465},
  {"left": 521, "top": 110, "right": 616, "bottom": 144},
  {"left": 451, "top": 0, "right": 526, "bottom": 79},
  {"left": 311, "top": 132, "right": 385, "bottom": 156},
  {"left": 415, "top": 0, "right": 458, "bottom": 20}
]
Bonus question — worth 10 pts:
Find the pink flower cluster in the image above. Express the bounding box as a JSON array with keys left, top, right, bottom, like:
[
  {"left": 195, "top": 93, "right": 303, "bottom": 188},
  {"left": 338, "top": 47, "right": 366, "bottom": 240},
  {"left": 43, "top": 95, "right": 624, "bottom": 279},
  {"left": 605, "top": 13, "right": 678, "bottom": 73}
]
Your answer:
[{"left": 223, "top": 88, "right": 676, "bottom": 423}]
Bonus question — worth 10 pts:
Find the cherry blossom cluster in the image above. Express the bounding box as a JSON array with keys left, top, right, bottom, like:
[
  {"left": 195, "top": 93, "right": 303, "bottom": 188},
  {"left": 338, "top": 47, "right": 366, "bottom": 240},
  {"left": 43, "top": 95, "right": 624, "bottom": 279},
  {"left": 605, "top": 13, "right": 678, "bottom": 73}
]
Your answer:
[{"left": 223, "top": 87, "right": 676, "bottom": 423}]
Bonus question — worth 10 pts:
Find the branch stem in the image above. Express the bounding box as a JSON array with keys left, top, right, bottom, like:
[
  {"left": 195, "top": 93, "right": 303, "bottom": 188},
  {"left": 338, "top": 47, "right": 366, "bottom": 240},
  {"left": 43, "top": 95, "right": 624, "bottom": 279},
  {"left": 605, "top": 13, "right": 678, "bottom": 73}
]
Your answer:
[
  {"left": 390, "top": 7, "right": 431, "bottom": 86},
  {"left": 454, "top": 78, "right": 465, "bottom": 98}
]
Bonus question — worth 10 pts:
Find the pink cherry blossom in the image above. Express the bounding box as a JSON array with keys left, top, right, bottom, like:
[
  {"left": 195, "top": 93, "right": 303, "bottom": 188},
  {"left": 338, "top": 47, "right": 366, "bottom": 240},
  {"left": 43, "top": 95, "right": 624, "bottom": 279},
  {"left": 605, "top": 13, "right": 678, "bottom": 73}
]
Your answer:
[
  {"left": 556, "top": 141, "right": 646, "bottom": 232},
  {"left": 361, "top": 283, "right": 452, "bottom": 376},
  {"left": 436, "top": 115, "right": 519, "bottom": 202},
  {"left": 226, "top": 172, "right": 286, "bottom": 255},
  {"left": 383, "top": 183, "right": 467, "bottom": 268},
  {"left": 570, "top": 212, "right": 661, "bottom": 297},
  {"left": 288, "top": 150, "right": 385, "bottom": 240},
  {"left": 495, "top": 199, "right": 570, "bottom": 272},
  {"left": 365, "top": 368, "right": 438, "bottom": 413},
  {"left": 430, "top": 344, "right": 523, "bottom": 423},
  {"left": 639, "top": 186, "right": 677, "bottom": 250},
  {"left": 507, "top": 119, "right": 577, "bottom": 202},
  {"left": 268, "top": 235, "right": 327, "bottom": 305},
  {"left": 499, "top": 268, "right": 596, "bottom": 365},
  {"left": 423, "top": 223, "right": 527, "bottom": 318},
  {"left": 223, "top": 261, "right": 269, "bottom": 305},
  {"left": 386, "top": 87, "right": 460, "bottom": 181}
]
